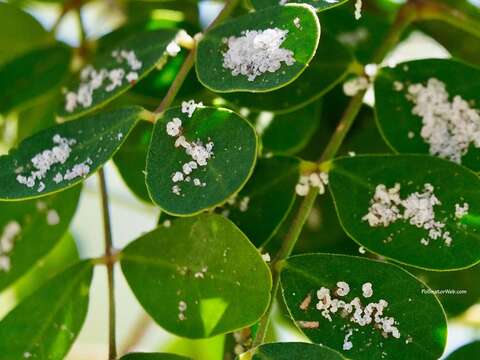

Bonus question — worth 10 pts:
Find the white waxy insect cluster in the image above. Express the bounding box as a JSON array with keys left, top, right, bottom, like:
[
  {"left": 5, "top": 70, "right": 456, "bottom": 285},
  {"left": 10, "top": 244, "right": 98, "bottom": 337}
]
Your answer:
[
  {"left": 16, "top": 134, "right": 76, "bottom": 192},
  {"left": 222, "top": 28, "right": 295, "bottom": 81},
  {"left": 455, "top": 203, "right": 469, "bottom": 219},
  {"left": 295, "top": 171, "right": 329, "bottom": 197},
  {"left": 221, "top": 194, "right": 251, "bottom": 217},
  {"left": 166, "top": 41, "right": 181, "bottom": 57},
  {"left": 194, "top": 266, "right": 208, "bottom": 279},
  {"left": 37, "top": 200, "right": 61, "bottom": 226},
  {"left": 178, "top": 300, "right": 187, "bottom": 320},
  {"left": 355, "top": 0, "right": 363, "bottom": 20},
  {"left": 343, "top": 76, "right": 369, "bottom": 96},
  {"left": 0, "top": 221, "right": 21, "bottom": 272},
  {"left": 362, "top": 183, "right": 468, "bottom": 247},
  {"left": 182, "top": 99, "right": 204, "bottom": 118},
  {"left": 405, "top": 78, "right": 480, "bottom": 164},
  {"left": 165, "top": 100, "right": 211, "bottom": 196},
  {"left": 64, "top": 49, "right": 142, "bottom": 113},
  {"left": 311, "top": 281, "right": 401, "bottom": 351},
  {"left": 343, "top": 329, "right": 353, "bottom": 350},
  {"left": 337, "top": 27, "right": 369, "bottom": 48}
]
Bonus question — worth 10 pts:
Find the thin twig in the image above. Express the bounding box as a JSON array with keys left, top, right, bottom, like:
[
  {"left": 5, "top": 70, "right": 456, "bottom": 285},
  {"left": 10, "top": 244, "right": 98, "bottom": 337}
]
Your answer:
[{"left": 98, "top": 168, "right": 117, "bottom": 360}]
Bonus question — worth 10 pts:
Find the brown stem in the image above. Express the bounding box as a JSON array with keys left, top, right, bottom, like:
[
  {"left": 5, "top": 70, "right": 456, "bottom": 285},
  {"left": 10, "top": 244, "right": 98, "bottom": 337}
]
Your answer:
[{"left": 98, "top": 168, "right": 117, "bottom": 360}]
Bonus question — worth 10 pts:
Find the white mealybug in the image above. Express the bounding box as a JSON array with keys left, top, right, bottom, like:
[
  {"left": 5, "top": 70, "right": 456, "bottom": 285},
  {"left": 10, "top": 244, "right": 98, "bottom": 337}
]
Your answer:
[
  {"left": 166, "top": 41, "right": 181, "bottom": 57},
  {"left": 455, "top": 203, "right": 469, "bottom": 219},
  {"left": 336, "top": 281, "right": 350, "bottom": 297},
  {"left": 0, "top": 221, "right": 22, "bottom": 272},
  {"left": 181, "top": 100, "right": 203, "bottom": 118},
  {"left": 362, "top": 282, "right": 373, "bottom": 298}
]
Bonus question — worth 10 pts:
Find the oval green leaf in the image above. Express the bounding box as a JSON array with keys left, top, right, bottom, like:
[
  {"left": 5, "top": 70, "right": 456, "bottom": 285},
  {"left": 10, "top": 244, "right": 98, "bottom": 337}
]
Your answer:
[
  {"left": 240, "top": 342, "right": 344, "bottom": 360},
  {"left": 281, "top": 254, "right": 447, "bottom": 360},
  {"left": 0, "top": 44, "right": 71, "bottom": 114},
  {"left": 120, "top": 353, "right": 192, "bottom": 360},
  {"left": 146, "top": 105, "right": 257, "bottom": 215},
  {"left": 0, "top": 3, "right": 48, "bottom": 65},
  {"left": 121, "top": 214, "right": 272, "bottom": 338},
  {"left": 328, "top": 154, "right": 480, "bottom": 270},
  {"left": 445, "top": 341, "right": 480, "bottom": 360},
  {"left": 223, "top": 156, "right": 299, "bottom": 247},
  {"left": 114, "top": 122, "right": 153, "bottom": 203},
  {"left": 221, "top": 34, "right": 351, "bottom": 113},
  {"left": 0, "top": 261, "right": 93, "bottom": 359},
  {"left": 57, "top": 29, "right": 179, "bottom": 120},
  {"left": 374, "top": 59, "right": 480, "bottom": 171},
  {"left": 0, "top": 186, "right": 81, "bottom": 292},
  {"left": 261, "top": 102, "right": 321, "bottom": 155},
  {"left": 0, "top": 106, "right": 142, "bottom": 200},
  {"left": 412, "top": 264, "right": 480, "bottom": 317},
  {"left": 196, "top": 4, "right": 320, "bottom": 93},
  {"left": 251, "top": 0, "right": 350, "bottom": 12}
]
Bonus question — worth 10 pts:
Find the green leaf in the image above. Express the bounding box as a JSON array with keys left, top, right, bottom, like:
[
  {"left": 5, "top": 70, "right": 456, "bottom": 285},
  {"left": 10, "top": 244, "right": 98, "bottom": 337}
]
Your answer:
[
  {"left": 12, "top": 233, "right": 80, "bottom": 301},
  {"left": 0, "top": 44, "right": 72, "bottom": 114},
  {"left": 412, "top": 264, "right": 480, "bottom": 317},
  {"left": 146, "top": 106, "right": 257, "bottom": 215},
  {"left": 16, "top": 94, "right": 59, "bottom": 145},
  {"left": 281, "top": 254, "right": 447, "bottom": 359},
  {"left": 374, "top": 59, "right": 480, "bottom": 171},
  {"left": 0, "top": 3, "right": 49, "bottom": 65},
  {"left": 0, "top": 186, "right": 81, "bottom": 292},
  {"left": 114, "top": 122, "right": 153, "bottom": 203},
  {"left": 319, "top": 6, "right": 391, "bottom": 64},
  {"left": 445, "top": 341, "right": 480, "bottom": 360},
  {"left": 251, "top": 0, "right": 350, "bottom": 12},
  {"left": 261, "top": 102, "right": 321, "bottom": 155},
  {"left": 240, "top": 342, "right": 345, "bottom": 360},
  {"left": 0, "top": 261, "right": 93, "bottom": 359},
  {"left": 121, "top": 214, "right": 272, "bottom": 338},
  {"left": 417, "top": 1, "right": 480, "bottom": 67},
  {"left": 328, "top": 154, "right": 480, "bottom": 270},
  {"left": 196, "top": 4, "right": 320, "bottom": 93},
  {"left": 57, "top": 29, "right": 179, "bottom": 120},
  {"left": 221, "top": 33, "right": 351, "bottom": 113},
  {"left": 120, "top": 353, "right": 192, "bottom": 360},
  {"left": 224, "top": 156, "right": 299, "bottom": 247},
  {"left": 0, "top": 106, "right": 142, "bottom": 200},
  {"left": 338, "top": 106, "right": 392, "bottom": 156}
]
